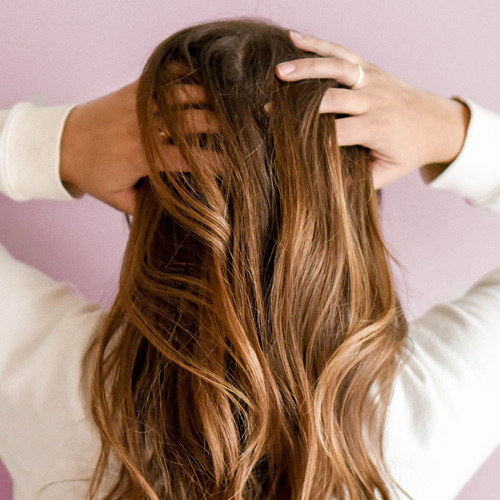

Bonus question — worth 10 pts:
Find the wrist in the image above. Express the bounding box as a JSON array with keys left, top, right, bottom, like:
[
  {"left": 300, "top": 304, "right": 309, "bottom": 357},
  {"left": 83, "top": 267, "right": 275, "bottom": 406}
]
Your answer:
[
  {"left": 424, "top": 94, "right": 470, "bottom": 165},
  {"left": 418, "top": 94, "right": 470, "bottom": 183},
  {"left": 60, "top": 106, "right": 85, "bottom": 198}
]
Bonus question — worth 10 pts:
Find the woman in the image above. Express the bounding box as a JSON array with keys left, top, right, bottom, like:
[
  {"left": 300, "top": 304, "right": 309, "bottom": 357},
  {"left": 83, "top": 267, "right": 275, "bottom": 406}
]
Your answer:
[{"left": 1, "top": 18, "right": 497, "bottom": 500}]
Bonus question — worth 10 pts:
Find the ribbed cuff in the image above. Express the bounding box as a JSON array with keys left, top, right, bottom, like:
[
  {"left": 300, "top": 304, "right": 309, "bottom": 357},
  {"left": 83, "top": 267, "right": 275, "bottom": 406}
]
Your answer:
[
  {"left": 0, "top": 102, "right": 77, "bottom": 202},
  {"left": 427, "top": 98, "right": 500, "bottom": 212}
]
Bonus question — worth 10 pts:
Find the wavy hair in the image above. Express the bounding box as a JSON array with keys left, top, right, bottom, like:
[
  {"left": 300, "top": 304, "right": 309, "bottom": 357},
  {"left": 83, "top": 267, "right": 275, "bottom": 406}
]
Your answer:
[{"left": 84, "top": 18, "right": 412, "bottom": 500}]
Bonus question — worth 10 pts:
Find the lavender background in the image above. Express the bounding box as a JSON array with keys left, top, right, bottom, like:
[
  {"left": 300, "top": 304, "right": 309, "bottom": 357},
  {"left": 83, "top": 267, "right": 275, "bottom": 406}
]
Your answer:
[{"left": 1, "top": 0, "right": 500, "bottom": 498}]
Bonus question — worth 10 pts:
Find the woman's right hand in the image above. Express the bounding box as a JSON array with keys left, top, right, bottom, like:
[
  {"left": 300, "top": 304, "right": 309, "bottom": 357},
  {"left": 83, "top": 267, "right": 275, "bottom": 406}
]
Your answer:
[
  {"left": 275, "top": 32, "right": 471, "bottom": 189},
  {"left": 60, "top": 80, "right": 215, "bottom": 215}
]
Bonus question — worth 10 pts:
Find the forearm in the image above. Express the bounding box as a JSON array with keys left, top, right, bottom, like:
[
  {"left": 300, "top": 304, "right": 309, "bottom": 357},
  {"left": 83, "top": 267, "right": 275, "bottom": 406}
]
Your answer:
[
  {"left": 419, "top": 97, "right": 471, "bottom": 184},
  {"left": 59, "top": 106, "right": 86, "bottom": 199}
]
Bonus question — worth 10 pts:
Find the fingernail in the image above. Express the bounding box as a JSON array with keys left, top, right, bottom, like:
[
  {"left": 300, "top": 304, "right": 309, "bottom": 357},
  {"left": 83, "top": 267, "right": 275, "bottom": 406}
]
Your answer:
[
  {"left": 290, "top": 30, "right": 303, "bottom": 39},
  {"left": 277, "top": 62, "right": 296, "bottom": 76}
]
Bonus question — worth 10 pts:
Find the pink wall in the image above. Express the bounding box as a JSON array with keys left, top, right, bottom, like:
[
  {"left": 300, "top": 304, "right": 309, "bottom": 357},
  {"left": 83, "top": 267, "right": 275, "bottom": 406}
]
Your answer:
[{"left": 1, "top": 0, "right": 500, "bottom": 498}]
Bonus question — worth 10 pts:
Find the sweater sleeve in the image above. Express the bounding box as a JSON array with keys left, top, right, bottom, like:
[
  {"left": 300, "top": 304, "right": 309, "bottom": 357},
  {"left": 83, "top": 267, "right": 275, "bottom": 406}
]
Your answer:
[
  {"left": 384, "top": 101, "right": 500, "bottom": 500},
  {"left": 0, "top": 102, "right": 77, "bottom": 201},
  {"left": 0, "top": 104, "right": 107, "bottom": 498}
]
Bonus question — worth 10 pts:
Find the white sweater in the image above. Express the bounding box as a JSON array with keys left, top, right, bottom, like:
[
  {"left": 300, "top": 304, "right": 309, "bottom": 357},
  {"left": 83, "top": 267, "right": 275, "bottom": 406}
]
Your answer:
[{"left": 1, "top": 101, "right": 500, "bottom": 500}]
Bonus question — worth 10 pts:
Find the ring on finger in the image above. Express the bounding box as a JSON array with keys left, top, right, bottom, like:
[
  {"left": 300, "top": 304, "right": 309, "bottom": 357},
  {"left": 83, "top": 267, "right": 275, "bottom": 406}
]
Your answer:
[{"left": 350, "top": 64, "right": 365, "bottom": 90}]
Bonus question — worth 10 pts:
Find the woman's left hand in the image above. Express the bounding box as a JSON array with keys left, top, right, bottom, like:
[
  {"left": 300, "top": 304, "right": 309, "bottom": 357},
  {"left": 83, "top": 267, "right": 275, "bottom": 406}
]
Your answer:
[{"left": 275, "top": 32, "right": 469, "bottom": 189}]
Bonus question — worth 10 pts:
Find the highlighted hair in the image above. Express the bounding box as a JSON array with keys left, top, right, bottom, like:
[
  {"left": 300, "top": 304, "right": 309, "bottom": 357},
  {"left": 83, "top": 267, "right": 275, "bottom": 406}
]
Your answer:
[{"left": 84, "top": 18, "right": 412, "bottom": 500}]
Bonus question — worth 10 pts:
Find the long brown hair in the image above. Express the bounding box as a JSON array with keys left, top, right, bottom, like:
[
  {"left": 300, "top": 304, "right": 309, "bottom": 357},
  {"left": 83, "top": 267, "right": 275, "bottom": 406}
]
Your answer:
[{"left": 84, "top": 18, "right": 412, "bottom": 500}]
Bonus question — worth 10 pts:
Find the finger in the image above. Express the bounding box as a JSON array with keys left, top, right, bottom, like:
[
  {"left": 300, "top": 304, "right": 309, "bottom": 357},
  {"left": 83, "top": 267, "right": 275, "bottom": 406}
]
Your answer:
[
  {"left": 335, "top": 116, "right": 370, "bottom": 147},
  {"left": 166, "top": 61, "right": 190, "bottom": 76},
  {"left": 161, "top": 145, "right": 190, "bottom": 171},
  {"left": 319, "top": 88, "right": 368, "bottom": 115},
  {"left": 276, "top": 56, "right": 361, "bottom": 88},
  {"left": 265, "top": 87, "right": 366, "bottom": 115},
  {"left": 180, "top": 109, "right": 220, "bottom": 134},
  {"left": 159, "top": 145, "right": 223, "bottom": 174},
  {"left": 164, "top": 84, "right": 207, "bottom": 107},
  {"left": 158, "top": 109, "right": 220, "bottom": 137},
  {"left": 288, "top": 31, "right": 363, "bottom": 64}
]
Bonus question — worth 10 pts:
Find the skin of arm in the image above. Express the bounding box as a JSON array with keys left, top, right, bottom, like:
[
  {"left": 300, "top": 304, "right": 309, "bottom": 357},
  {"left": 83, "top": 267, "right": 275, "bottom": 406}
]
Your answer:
[{"left": 417, "top": 95, "right": 470, "bottom": 183}]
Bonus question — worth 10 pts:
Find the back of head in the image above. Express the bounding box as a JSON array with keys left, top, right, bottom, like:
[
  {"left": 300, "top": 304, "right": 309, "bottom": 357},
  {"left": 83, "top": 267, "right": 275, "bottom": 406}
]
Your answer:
[{"left": 85, "top": 18, "right": 411, "bottom": 500}]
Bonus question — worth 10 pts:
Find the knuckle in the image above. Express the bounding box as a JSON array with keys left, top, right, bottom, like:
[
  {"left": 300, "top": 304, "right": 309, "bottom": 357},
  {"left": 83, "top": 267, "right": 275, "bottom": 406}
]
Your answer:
[
  {"left": 363, "top": 61, "right": 376, "bottom": 72},
  {"left": 305, "top": 34, "right": 320, "bottom": 46},
  {"left": 321, "top": 89, "right": 337, "bottom": 110},
  {"left": 362, "top": 64, "right": 376, "bottom": 82},
  {"left": 298, "top": 57, "right": 322, "bottom": 75},
  {"left": 331, "top": 41, "right": 346, "bottom": 52},
  {"left": 310, "top": 57, "right": 324, "bottom": 70},
  {"left": 353, "top": 93, "right": 369, "bottom": 114},
  {"left": 365, "top": 114, "right": 379, "bottom": 134},
  {"left": 340, "top": 58, "right": 353, "bottom": 74},
  {"left": 317, "top": 38, "right": 333, "bottom": 51}
]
